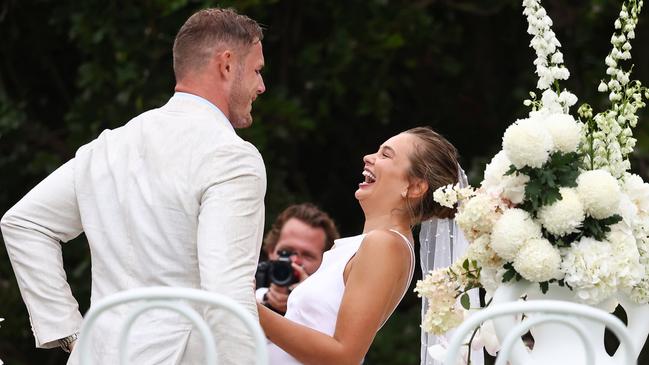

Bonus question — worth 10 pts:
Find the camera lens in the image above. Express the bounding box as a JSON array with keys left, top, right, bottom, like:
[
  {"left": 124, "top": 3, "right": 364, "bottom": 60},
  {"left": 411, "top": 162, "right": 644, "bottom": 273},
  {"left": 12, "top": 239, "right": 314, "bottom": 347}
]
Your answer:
[{"left": 269, "top": 261, "right": 295, "bottom": 286}]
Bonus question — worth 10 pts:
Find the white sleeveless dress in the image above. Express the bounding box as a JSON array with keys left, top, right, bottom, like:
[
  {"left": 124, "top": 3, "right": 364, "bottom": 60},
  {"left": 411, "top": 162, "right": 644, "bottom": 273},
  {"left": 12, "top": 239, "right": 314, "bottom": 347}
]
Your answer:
[{"left": 267, "top": 230, "right": 415, "bottom": 364}]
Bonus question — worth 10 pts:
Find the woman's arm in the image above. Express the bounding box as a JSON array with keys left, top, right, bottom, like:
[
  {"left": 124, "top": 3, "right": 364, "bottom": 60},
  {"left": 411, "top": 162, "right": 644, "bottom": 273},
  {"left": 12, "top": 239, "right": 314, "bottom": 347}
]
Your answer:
[{"left": 258, "top": 229, "right": 412, "bottom": 365}]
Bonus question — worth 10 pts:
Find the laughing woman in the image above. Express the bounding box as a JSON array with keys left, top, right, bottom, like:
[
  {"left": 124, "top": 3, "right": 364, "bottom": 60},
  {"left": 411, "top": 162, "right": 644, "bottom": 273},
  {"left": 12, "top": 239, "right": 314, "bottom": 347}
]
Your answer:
[{"left": 258, "top": 127, "right": 460, "bottom": 365}]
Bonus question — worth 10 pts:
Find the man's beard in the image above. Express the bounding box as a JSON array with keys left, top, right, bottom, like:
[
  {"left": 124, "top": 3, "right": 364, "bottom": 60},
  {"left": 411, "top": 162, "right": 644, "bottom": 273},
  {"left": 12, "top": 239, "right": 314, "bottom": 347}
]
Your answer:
[{"left": 228, "top": 68, "right": 253, "bottom": 129}]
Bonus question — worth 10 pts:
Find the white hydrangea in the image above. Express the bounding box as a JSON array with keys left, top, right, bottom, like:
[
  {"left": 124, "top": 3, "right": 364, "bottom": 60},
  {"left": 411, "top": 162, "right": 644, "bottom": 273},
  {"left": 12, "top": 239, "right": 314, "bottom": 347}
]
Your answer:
[
  {"left": 513, "top": 238, "right": 563, "bottom": 282},
  {"left": 576, "top": 169, "right": 621, "bottom": 219},
  {"left": 623, "top": 173, "right": 649, "bottom": 221},
  {"left": 480, "top": 266, "right": 507, "bottom": 297},
  {"left": 537, "top": 188, "right": 585, "bottom": 236},
  {"left": 607, "top": 228, "right": 644, "bottom": 290},
  {"left": 467, "top": 234, "right": 501, "bottom": 269},
  {"left": 503, "top": 118, "right": 554, "bottom": 169},
  {"left": 619, "top": 193, "right": 639, "bottom": 229},
  {"left": 434, "top": 183, "right": 476, "bottom": 209},
  {"left": 561, "top": 237, "right": 618, "bottom": 304},
  {"left": 481, "top": 151, "right": 530, "bottom": 204},
  {"left": 416, "top": 269, "right": 465, "bottom": 335},
  {"left": 541, "top": 113, "right": 582, "bottom": 153},
  {"left": 434, "top": 184, "right": 458, "bottom": 208},
  {"left": 491, "top": 208, "right": 542, "bottom": 261},
  {"left": 456, "top": 193, "right": 501, "bottom": 240}
]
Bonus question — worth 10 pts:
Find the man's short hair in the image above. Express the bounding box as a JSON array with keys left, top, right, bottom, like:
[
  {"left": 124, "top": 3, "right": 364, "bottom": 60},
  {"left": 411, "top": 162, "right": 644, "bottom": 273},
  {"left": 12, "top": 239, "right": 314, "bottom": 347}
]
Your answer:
[
  {"left": 263, "top": 203, "right": 340, "bottom": 256},
  {"left": 172, "top": 8, "right": 263, "bottom": 81}
]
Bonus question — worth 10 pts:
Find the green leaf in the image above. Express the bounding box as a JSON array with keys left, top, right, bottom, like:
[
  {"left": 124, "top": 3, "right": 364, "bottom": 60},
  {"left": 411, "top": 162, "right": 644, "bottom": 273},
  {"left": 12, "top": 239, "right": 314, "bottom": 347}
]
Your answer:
[
  {"left": 505, "top": 164, "right": 518, "bottom": 176},
  {"left": 540, "top": 281, "right": 549, "bottom": 294},
  {"left": 462, "top": 259, "right": 470, "bottom": 271},
  {"left": 502, "top": 270, "right": 515, "bottom": 282},
  {"left": 460, "top": 293, "right": 471, "bottom": 310},
  {"left": 581, "top": 214, "right": 624, "bottom": 240}
]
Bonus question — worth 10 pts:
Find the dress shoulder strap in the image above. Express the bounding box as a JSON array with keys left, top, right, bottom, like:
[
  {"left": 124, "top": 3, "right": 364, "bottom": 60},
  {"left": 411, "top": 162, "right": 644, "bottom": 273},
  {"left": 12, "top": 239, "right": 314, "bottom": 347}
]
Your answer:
[
  {"left": 388, "top": 229, "right": 414, "bottom": 251},
  {"left": 377, "top": 229, "right": 415, "bottom": 328}
]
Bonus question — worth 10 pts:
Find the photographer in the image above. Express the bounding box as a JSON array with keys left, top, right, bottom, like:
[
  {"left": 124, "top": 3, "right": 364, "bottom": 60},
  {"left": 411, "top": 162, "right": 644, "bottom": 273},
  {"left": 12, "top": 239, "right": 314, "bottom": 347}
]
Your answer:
[{"left": 256, "top": 203, "right": 339, "bottom": 314}]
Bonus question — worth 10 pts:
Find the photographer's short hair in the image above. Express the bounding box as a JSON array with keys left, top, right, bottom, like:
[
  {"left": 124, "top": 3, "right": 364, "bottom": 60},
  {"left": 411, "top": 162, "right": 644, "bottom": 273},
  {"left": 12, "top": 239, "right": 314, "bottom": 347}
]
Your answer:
[
  {"left": 263, "top": 203, "right": 340, "bottom": 255},
  {"left": 173, "top": 8, "right": 263, "bottom": 81}
]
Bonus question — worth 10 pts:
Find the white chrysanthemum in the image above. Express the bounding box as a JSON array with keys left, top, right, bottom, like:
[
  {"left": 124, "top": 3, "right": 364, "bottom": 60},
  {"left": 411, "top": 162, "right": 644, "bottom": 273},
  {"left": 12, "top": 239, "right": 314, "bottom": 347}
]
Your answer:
[
  {"left": 491, "top": 208, "right": 542, "bottom": 261},
  {"left": 623, "top": 173, "right": 649, "bottom": 221},
  {"left": 456, "top": 193, "right": 501, "bottom": 240},
  {"left": 542, "top": 113, "right": 582, "bottom": 153},
  {"left": 503, "top": 118, "right": 554, "bottom": 169},
  {"left": 537, "top": 188, "right": 585, "bottom": 236},
  {"left": 482, "top": 151, "right": 530, "bottom": 205},
  {"left": 576, "top": 169, "right": 621, "bottom": 219},
  {"left": 513, "top": 238, "right": 563, "bottom": 282},
  {"left": 561, "top": 237, "right": 618, "bottom": 304}
]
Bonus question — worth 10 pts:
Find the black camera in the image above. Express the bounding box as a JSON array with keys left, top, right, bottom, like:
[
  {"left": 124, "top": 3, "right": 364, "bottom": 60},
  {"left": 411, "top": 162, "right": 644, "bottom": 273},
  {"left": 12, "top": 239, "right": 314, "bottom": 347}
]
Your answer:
[{"left": 255, "top": 249, "right": 299, "bottom": 288}]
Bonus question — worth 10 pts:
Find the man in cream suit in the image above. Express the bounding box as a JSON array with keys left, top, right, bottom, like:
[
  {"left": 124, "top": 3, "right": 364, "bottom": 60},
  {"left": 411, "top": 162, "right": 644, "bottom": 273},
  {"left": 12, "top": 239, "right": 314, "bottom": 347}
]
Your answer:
[{"left": 1, "top": 8, "right": 266, "bottom": 364}]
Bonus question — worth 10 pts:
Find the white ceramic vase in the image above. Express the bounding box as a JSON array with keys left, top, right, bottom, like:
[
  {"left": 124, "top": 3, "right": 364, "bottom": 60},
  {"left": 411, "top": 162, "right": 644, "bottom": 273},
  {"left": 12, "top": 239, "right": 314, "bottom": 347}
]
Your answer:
[{"left": 490, "top": 280, "right": 649, "bottom": 365}]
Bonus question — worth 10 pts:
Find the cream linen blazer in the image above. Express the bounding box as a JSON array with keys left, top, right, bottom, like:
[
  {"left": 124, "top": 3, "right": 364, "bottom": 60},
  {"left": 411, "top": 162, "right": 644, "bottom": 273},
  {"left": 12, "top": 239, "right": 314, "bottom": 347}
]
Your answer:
[{"left": 1, "top": 93, "right": 267, "bottom": 364}]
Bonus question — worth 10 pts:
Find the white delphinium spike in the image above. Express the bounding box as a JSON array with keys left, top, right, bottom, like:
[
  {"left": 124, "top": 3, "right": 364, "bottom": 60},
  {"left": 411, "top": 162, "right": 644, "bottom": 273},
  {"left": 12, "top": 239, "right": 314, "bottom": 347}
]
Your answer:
[{"left": 584, "top": 0, "right": 649, "bottom": 179}]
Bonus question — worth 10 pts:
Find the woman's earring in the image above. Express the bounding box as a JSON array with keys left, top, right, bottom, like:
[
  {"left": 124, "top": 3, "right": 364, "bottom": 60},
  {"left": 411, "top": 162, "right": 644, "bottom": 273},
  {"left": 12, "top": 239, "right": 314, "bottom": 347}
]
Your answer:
[{"left": 401, "top": 191, "right": 407, "bottom": 198}]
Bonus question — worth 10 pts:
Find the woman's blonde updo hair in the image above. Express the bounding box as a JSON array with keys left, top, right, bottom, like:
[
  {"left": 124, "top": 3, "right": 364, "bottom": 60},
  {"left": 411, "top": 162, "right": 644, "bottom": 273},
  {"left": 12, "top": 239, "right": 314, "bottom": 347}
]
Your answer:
[{"left": 404, "top": 127, "right": 460, "bottom": 223}]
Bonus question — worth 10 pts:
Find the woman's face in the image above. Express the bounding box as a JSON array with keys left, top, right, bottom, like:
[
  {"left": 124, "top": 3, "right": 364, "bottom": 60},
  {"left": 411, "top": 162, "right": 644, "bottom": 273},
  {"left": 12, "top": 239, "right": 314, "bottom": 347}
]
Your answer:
[{"left": 355, "top": 133, "right": 418, "bottom": 208}]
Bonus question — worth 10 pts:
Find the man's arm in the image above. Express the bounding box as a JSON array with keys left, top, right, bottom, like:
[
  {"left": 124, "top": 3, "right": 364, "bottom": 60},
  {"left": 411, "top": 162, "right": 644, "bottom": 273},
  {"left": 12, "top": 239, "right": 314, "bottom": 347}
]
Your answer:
[
  {"left": 196, "top": 143, "right": 266, "bottom": 364},
  {"left": 1, "top": 159, "right": 84, "bottom": 348}
]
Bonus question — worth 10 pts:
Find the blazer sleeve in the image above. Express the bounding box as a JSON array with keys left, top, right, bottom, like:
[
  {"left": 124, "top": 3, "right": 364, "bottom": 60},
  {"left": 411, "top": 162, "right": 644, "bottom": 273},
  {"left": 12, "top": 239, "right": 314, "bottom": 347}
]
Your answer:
[
  {"left": 1, "top": 159, "right": 84, "bottom": 348},
  {"left": 195, "top": 142, "right": 267, "bottom": 364}
]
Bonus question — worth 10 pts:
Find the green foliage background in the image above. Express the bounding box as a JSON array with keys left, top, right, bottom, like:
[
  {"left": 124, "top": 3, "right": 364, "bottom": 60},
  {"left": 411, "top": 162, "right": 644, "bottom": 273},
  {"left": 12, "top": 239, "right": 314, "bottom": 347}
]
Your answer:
[{"left": 0, "top": 0, "right": 648, "bottom": 364}]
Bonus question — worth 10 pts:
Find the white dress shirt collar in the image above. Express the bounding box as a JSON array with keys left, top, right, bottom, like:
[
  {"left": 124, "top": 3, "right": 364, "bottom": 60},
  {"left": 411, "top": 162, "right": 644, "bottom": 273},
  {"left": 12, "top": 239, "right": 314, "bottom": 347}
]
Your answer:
[{"left": 172, "top": 92, "right": 234, "bottom": 131}]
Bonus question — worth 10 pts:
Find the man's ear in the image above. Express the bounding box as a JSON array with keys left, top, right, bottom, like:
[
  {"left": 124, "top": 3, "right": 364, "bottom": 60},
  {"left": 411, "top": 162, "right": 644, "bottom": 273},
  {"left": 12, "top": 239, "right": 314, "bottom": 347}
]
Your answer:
[
  {"left": 407, "top": 179, "right": 429, "bottom": 199},
  {"left": 216, "top": 50, "right": 234, "bottom": 79}
]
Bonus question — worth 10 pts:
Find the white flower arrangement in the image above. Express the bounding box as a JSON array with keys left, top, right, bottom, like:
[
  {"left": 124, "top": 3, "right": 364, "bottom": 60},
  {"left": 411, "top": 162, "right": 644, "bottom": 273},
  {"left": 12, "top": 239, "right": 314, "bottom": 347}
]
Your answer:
[{"left": 417, "top": 1, "right": 649, "bottom": 360}]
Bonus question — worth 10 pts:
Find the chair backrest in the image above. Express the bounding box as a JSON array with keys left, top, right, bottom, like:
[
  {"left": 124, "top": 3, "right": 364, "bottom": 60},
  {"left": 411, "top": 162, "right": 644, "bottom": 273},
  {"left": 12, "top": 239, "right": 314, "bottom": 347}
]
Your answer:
[
  {"left": 443, "top": 300, "right": 636, "bottom": 365},
  {"left": 76, "top": 286, "right": 268, "bottom": 365}
]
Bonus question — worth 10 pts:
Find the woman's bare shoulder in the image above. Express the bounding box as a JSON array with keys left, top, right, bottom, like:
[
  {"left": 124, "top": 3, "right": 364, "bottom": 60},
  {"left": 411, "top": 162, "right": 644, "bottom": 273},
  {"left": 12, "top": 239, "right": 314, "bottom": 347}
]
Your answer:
[{"left": 358, "top": 229, "right": 412, "bottom": 263}]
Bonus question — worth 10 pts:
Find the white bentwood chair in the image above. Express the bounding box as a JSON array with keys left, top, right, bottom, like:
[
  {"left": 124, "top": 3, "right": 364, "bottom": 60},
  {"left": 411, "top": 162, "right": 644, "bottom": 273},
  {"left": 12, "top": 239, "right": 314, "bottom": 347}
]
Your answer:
[
  {"left": 76, "top": 286, "right": 268, "bottom": 365},
  {"left": 443, "top": 300, "right": 637, "bottom": 365}
]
